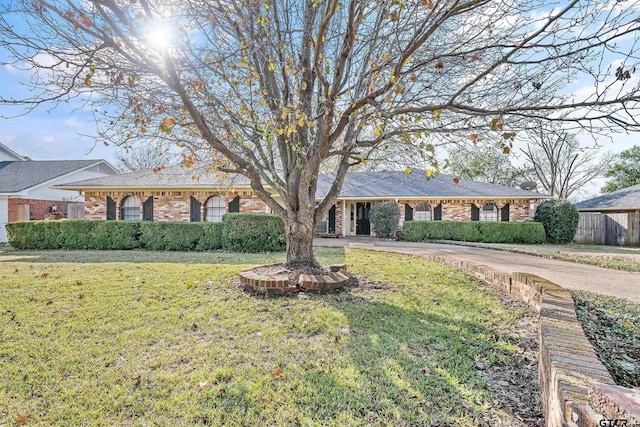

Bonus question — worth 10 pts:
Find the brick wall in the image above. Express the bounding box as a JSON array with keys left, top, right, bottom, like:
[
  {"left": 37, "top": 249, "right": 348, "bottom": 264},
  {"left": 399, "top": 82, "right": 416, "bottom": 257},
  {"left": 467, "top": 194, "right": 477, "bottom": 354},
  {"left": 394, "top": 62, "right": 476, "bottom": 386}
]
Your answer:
[
  {"left": 334, "top": 199, "right": 533, "bottom": 236},
  {"left": 84, "top": 190, "right": 268, "bottom": 221},
  {"left": 8, "top": 198, "right": 74, "bottom": 222},
  {"left": 380, "top": 249, "right": 640, "bottom": 427}
]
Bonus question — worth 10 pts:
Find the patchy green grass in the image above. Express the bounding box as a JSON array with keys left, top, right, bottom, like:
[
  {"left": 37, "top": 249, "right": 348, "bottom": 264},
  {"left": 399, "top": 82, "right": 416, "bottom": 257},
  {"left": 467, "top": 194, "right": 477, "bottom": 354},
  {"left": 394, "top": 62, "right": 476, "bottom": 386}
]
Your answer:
[
  {"left": 1, "top": 249, "right": 534, "bottom": 426},
  {"left": 573, "top": 291, "right": 640, "bottom": 388}
]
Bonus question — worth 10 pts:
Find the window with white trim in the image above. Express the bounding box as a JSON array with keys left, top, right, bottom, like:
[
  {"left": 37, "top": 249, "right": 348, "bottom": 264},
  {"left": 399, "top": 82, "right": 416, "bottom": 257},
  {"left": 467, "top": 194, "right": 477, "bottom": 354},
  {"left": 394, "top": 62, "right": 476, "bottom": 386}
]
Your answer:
[
  {"left": 414, "top": 203, "right": 432, "bottom": 221},
  {"left": 120, "top": 196, "right": 141, "bottom": 221},
  {"left": 480, "top": 203, "right": 499, "bottom": 221},
  {"left": 205, "top": 196, "right": 226, "bottom": 222}
]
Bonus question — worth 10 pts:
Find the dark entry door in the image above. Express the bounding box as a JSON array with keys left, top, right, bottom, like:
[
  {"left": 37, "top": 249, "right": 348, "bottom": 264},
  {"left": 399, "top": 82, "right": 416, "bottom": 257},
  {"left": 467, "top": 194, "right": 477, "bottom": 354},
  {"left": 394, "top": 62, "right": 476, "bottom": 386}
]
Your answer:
[{"left": 356, "top": 202, "right": 371, "bottom": 235}]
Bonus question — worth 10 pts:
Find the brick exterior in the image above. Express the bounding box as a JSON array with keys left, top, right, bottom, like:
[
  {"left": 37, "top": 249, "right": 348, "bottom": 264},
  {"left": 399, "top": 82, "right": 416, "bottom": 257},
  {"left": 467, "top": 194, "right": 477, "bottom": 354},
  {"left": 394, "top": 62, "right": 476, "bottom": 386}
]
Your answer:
[
  {"left": 8, "top": 198, "right": 75, "bottom": 222},
  {"left": 84, "top": 190, "right": 268, "bottom": 222},
  {"left": 334, "top": 199, "right": 533, "bottom": 236}
]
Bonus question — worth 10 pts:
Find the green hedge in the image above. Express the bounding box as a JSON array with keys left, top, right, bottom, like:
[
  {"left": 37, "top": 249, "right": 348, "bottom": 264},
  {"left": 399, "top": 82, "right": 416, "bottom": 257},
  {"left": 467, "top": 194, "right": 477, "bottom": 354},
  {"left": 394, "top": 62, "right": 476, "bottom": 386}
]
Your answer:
[
  {"left": 221, "top": 213, "right": 286, "bottom": 252},
  {"left": 399, "top": 220, "right": 546, "bottom": 244},
  {"left": 6, "top": 215, "right": 281, "bottom": 252},
  {"left": 534, "top": 200, "right": 580, "bottom": 244}
]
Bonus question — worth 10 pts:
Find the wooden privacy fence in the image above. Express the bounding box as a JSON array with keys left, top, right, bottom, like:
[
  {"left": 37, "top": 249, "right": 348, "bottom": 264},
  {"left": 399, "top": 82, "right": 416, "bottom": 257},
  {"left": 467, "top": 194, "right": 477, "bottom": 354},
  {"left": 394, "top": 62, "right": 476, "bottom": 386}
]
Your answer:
[
  {"left": 65, "top": 202, "right": 85, "bottom": 220},
  {"left": 574, "top": 212, "right": 640, "bottom": 246}
]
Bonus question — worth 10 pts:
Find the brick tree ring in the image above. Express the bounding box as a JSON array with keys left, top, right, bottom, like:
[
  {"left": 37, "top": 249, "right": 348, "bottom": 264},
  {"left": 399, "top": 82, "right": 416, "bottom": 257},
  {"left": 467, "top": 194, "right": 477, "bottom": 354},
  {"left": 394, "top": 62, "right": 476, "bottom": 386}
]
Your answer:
[{"left": 239, "top": 263, "right": 349, "bottom": 296}]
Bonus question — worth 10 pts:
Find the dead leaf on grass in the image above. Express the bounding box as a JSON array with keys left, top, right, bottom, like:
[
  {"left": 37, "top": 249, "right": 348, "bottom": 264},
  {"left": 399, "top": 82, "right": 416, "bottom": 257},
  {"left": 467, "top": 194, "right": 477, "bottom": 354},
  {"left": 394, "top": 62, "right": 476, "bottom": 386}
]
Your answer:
[{"left": 270, "top": 368, "right": 283, "bottom": 378}]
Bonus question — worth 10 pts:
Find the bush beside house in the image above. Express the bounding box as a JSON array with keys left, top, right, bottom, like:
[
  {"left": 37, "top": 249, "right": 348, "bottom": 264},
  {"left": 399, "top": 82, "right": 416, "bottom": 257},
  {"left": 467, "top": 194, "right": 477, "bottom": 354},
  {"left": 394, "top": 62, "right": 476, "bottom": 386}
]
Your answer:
[
  {"left": 6, "top": 214, "right": 284, "bottom": 252},
  {"left": 400, "top": 220, "right": 546, "bottom": 244},
  {"left": 534, "top": 200, "right": 580, "bottom": 244},
  {"left": 369, "top": 202, "right": 400, "bottom": 238}
]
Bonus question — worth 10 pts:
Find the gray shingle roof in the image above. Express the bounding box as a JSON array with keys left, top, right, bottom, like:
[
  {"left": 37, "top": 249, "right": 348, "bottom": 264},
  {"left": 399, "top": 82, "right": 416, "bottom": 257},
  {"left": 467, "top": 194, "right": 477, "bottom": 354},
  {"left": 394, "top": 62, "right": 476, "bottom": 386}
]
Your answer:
[
  {"left": 576, "top": 183, "right": 640, "bottom": 211},
  {"left": 0, "top": 160, "right": 106, "bottom": 193},
  {"left": 58, "top": 166, "right": 545, "bottom": 200},
  {"left": 317, "top": 170, "right": 543, "bottom": 199},
  {"left": 55, "top": 164, "right": 251, "bottom": 189}
]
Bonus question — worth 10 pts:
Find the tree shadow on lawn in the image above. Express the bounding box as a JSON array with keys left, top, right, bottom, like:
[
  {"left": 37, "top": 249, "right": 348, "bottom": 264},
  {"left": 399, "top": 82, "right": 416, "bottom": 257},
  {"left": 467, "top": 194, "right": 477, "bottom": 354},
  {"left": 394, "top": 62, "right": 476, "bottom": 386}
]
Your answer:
[{"left": 218, "top": 290, "right": 526, "bottom": 427}]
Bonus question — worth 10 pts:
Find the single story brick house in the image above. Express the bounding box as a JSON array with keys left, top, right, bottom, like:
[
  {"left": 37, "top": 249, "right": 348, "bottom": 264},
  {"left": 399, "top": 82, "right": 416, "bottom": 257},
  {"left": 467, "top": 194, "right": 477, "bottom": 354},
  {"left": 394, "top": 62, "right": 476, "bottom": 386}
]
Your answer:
[
  {"left": 0, "top": 143, "right": 118, "bottom": 243},
  {"left": 54, "top": 165, "right": 549, "bottom": 237}
]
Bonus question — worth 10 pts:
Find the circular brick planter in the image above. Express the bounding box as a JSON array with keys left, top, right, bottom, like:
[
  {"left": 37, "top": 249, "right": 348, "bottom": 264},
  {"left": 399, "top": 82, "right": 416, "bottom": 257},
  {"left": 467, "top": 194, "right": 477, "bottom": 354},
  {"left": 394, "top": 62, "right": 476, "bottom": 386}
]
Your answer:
[{"left": 239, "top": 263, "right": 349, "bottom": 296}]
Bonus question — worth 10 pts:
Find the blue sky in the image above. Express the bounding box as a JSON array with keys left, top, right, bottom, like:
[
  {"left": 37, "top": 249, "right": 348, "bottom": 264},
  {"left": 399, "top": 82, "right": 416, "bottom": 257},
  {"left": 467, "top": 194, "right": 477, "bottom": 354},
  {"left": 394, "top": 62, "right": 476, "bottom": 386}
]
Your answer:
[
  {"left": 0, "top": 66, "right": 119, "bottom": 164},
  {"left": 0, "top": 2, "right": 638, "bottom": 199}
]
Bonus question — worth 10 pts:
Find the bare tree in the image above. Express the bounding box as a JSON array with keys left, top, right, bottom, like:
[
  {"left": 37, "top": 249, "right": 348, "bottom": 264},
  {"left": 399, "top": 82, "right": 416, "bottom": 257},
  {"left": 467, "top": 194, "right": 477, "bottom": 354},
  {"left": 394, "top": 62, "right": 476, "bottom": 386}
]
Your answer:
[
  {"left": 448, "top": 144, "right": 527, "bottom": 187},
  {"left": 521, "top": 127, "right": 614, "bottom": 200},
  {"left": 1, "top": 0, "right": 639, "bottom": 267},
  {"left": 115, "top": 144, "right": 178, "bottom": 173}
]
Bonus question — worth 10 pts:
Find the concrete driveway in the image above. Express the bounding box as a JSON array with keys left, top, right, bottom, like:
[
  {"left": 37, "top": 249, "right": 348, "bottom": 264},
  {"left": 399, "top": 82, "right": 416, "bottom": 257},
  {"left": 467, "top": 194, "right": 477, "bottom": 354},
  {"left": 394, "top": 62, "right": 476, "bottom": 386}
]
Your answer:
[{"left": 315, "top": 238, "right": 640, "bottom": 302}]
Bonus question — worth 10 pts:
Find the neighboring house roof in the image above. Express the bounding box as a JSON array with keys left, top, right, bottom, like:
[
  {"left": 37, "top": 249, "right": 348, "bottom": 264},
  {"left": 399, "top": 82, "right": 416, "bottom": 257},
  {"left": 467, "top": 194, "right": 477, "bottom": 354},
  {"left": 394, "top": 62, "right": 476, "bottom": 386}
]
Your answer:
[
  {"left": 576, "top": 184, "right": 640, "bottom": 211},
  {"left": 56, "top": 165, "right": 547, "bottom": 200},
  {"left": 0, "top": 160, "right": 118, "bottom": 193},
  {"left": 0, "top": 142, "right": 26, "bottom": 161}
]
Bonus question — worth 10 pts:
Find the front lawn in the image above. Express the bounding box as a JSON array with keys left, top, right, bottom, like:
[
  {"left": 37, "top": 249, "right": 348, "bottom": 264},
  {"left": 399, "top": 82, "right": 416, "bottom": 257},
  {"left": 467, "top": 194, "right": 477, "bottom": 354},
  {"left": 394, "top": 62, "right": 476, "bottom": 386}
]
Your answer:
[{"left": 1, "top": 248, "right": 539, "bottom": 426}]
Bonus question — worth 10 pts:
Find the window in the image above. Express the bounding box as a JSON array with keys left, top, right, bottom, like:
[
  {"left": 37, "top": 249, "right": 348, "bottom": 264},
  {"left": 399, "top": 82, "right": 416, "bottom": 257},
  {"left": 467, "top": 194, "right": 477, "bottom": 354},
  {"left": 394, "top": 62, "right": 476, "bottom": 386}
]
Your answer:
[
  {"left": 120, "top": 196, "right": 140, "bottom": 221},
  {"left": 480, "top": 203, "right": 499, "bottom": 222},
  {"left": 414, "top": 203, "right": 432, "bottom": 221},
  {"left": 205, "top": 196, "right": 226, "bottom": 222},
  {"left": 316, "top": 217, "right": 328, "bottom": 233}
]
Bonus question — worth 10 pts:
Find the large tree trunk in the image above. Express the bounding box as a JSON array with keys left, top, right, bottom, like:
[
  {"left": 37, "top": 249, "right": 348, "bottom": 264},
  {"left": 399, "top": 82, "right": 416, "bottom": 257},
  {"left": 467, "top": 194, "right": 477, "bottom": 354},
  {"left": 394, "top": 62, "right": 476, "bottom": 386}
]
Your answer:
[{"left": 285, "top": 213, "right": 319, "bottom": 269}]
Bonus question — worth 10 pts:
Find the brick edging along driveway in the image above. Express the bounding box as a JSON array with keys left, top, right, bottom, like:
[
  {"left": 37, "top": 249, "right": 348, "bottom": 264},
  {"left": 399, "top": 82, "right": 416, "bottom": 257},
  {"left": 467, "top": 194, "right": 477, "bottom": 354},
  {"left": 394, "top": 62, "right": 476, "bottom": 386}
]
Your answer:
[{"left": 339, "top": 242, "right": 640, "bottom": 426}]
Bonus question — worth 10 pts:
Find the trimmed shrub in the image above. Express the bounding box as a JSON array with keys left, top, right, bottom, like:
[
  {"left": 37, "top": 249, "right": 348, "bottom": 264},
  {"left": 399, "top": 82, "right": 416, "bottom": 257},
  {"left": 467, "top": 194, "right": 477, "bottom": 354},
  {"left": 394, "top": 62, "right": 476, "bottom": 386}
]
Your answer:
[
  {"left": 400, "top": 220, "right": 546, "bottom": 244},
  {"left": 221, "top": 213, "right": 285, "bottom": 252},
  {"left": 139, "top": 222, "right": 205, "bottom": 251},
  {"left": 89, "top": 221, "right": 142, "bottom": 250},
  {"left": 6, "top": 220, "right": 142, "bottom": 250},
  {"left": 6, "top": 219, "right": 252, "bottom": 251},
  {"left": 369, "top": 202, "right": 400, "bottom": 238},
  {"left": 196, "top": 222, "right": 224, "bottom": 250},
  {"left": 478, "top": 222, "right": 546, "bottom": 244},
  {"left": 534, "top": 200, "right": 579, "bottom": 244}
]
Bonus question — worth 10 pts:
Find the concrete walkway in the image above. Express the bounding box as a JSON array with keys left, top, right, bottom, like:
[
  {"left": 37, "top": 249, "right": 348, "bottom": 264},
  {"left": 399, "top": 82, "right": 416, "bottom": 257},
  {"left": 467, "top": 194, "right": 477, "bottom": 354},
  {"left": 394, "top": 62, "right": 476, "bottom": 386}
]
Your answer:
[{"left": 315, "top": 238, "right": 640, "bottom": 302}]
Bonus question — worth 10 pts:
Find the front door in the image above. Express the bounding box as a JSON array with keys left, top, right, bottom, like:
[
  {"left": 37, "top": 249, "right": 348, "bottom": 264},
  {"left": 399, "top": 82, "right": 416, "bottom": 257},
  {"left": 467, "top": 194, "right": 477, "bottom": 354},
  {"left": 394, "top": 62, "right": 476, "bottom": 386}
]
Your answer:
[{"left": 356, "top": 202, "right": 371, "bottom": 235}]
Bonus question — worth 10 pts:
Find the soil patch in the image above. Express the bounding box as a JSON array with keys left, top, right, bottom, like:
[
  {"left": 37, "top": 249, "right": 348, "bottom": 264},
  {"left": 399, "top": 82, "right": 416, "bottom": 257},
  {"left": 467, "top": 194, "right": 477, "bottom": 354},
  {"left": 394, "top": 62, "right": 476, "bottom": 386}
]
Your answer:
[
  {"left": 573, "top": 291, "right": 640, "bottom": 388},
  {"left": 477, "top": 279, "right": 544, "bottom": 426}
]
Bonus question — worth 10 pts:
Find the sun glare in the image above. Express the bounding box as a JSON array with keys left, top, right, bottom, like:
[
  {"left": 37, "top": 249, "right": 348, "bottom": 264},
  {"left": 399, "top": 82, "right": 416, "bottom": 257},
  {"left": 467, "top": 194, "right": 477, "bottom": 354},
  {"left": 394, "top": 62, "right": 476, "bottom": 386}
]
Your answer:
[{"left": 145, "top": 22, "right": 175, "bottom": 51}]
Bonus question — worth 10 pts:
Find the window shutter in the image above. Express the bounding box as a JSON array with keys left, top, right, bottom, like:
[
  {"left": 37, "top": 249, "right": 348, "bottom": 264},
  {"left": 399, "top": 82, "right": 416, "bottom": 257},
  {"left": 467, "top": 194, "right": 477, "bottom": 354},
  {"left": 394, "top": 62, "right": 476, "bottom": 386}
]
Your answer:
[
  {"left": 501, "top": 204, "right": 510, "bottom": 222},
  {"left": 404, "top": 204, "right": 413, "bottom": 221},
  {"left": 106, "top": 196, "right": 116, "bottom": 221},
  {"left": 190, "top": 196, "right": 202, "bottom": 222},
  {"left": 142, "top": 197, "right": 154, "bottom": 221},
  {"left": 471, "top": 204, "right": 480, "bottom": 221},
  {"left": 434, "top": 203, "right": 442, "bottom": 221},
  {"left": 328, "top": 205, "right": 336, "bottom": 232},
  {"left": 228, "top": 196, "right": 240, "bottom": 213}
]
